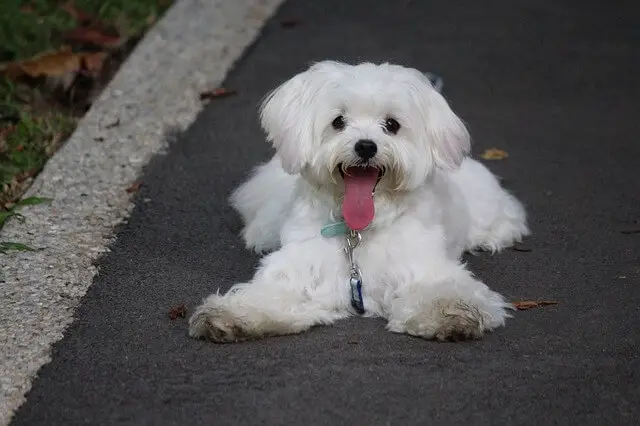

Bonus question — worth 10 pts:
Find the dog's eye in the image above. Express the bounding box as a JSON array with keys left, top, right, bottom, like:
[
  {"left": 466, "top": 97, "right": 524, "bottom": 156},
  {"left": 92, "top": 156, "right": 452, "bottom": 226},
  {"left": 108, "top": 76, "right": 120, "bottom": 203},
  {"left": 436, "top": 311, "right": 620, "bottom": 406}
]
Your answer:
[
  {"left": 384, "top": 117, "right": 401, "bottom": 134},
  {"left": 331, "top": 115, "right": 346, "bottom": 131}
]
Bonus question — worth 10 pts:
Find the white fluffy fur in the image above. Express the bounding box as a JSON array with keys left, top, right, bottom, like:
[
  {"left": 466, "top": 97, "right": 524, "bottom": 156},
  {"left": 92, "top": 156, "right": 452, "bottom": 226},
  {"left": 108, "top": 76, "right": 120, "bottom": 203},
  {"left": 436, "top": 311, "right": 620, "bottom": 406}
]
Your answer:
[{"left": 189, "top": 61, "right": 530, "bottom": 343}]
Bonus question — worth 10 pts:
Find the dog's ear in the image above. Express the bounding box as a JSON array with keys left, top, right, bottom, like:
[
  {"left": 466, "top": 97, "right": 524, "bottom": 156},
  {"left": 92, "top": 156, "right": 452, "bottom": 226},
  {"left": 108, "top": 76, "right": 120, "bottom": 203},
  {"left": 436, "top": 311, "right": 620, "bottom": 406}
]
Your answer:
[
  {"left": 409, "top": 71, "right": 471, "bottom": 170},
  {"left": 260, "top": 61, "right": 344, "bottom": 174}
]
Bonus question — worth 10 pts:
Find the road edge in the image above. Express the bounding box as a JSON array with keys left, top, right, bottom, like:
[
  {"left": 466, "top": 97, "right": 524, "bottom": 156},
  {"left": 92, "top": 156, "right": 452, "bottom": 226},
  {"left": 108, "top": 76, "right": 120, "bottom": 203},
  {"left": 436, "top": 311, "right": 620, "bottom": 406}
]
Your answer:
[{"left": 0, "top": 0, "right": 285, "bottom": 423}]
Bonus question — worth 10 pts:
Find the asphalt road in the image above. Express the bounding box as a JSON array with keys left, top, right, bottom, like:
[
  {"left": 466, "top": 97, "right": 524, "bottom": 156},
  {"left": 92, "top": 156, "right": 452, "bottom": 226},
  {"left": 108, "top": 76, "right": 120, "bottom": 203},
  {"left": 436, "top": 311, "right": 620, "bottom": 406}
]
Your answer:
[{"left": 10, "top": 0, "right": 639, "bottom": 425}]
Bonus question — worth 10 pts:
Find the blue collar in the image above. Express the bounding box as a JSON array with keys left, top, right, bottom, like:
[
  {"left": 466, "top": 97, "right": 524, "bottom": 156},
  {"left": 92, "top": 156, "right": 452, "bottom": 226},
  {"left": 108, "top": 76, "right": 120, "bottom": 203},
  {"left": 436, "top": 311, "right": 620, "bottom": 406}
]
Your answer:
[{"left": 320, "top": 219, "right": 349, "bottom": 238}]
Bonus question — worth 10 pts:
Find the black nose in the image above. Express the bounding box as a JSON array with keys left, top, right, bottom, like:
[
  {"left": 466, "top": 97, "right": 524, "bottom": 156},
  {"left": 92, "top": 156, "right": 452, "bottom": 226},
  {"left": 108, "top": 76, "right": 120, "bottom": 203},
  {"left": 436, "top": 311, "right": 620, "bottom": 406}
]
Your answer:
[{"left": 354, "top": 139, "right": 378, "bottom": 160}]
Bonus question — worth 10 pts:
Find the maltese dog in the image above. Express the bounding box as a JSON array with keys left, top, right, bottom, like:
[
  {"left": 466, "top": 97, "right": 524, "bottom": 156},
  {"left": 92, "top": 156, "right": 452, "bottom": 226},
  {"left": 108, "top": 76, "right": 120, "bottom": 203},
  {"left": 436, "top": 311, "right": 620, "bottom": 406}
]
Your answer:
[{"left": 189, "top": 61, "right": 530, "bottom": 343}]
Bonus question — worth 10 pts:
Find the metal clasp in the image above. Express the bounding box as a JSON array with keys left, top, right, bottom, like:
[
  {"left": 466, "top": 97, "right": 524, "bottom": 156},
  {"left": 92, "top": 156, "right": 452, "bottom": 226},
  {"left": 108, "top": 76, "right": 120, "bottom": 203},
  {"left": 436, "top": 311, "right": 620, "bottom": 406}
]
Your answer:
[
  {"left": 344, "top": 230, "right": 365, "bottom": 314},
  {"left": 344, "top": 230, "right": 361, "bottom": 272}
]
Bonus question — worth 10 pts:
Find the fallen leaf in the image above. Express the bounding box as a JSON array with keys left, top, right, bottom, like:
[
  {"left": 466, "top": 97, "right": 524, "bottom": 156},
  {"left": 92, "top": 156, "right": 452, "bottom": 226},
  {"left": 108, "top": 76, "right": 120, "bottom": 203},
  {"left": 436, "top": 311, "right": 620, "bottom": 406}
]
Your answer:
[
  {"left": 620, "top": 227, "right": 640, "bottom": 235},
  {"left": 199, "top": 88, "right": 237, "bottom": 101},
  {"left": 168, "top": 303, "right": 187, "bottom": 320},
  {"left": 0, "top": 241, "right": 36, "bottom": 254},
  {"left": 480, "top": 148, "right": 509, "bottom": 160},
  {"left": 0, "top": 47, "right": 108, "bottom": 85},
  {"left": 62, "top": 27, "right": 122, "bottom": 49},
  {"left": 19, "top": 3, "right": 35, "bottom": 14},
  {"left": 513, "top": 300, "right": 559, "bottom": 310},
  {"left": 281, "top": 19, "right": 303, "bottom": 28},
  {"left": 59, "top": 1, "right": 94, "bottom": 24},
  {"left": 5, "top": 47, "right": 82, "bottom": 79},
  {"left": 15, "top": 196, "right": 53, "bottom": 207},
  {"left": 126, "top": 181, "right": 142, "bottom": 193}
]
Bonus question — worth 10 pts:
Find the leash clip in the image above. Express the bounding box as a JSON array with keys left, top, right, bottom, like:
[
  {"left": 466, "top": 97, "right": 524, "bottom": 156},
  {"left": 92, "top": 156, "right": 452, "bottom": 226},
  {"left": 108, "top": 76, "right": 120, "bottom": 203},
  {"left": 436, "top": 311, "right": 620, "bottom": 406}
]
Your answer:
[{"left": 344, "top": 230, "right": 365, "bottom": 314}]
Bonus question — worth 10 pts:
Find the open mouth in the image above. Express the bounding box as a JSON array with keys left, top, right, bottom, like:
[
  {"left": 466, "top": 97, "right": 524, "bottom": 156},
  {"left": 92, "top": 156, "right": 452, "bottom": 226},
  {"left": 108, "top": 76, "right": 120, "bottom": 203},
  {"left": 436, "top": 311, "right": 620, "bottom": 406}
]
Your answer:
[
  {"left": 337, "top": 164, "right": 384, "bottom": 231},
  {"left": 338, "top": 164, "right": 384, "bottom": 185}
]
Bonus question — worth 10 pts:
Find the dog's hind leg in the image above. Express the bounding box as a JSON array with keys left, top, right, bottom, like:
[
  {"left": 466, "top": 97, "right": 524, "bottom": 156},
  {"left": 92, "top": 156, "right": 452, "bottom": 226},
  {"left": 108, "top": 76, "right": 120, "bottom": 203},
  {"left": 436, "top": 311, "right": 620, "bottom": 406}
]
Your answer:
[
  {"left": 230, "top": 155, "right": 298, "bottom": 253},
  {"left": 449, "top": 158, "right": 530, "bottom": 253}
]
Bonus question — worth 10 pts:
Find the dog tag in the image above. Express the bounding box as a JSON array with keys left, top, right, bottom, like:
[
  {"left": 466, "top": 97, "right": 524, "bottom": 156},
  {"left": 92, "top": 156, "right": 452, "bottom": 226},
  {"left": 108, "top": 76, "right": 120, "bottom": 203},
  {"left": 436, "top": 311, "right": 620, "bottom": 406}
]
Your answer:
[{"left": 350, "top": 272, "right": 365, "bottom": 314}]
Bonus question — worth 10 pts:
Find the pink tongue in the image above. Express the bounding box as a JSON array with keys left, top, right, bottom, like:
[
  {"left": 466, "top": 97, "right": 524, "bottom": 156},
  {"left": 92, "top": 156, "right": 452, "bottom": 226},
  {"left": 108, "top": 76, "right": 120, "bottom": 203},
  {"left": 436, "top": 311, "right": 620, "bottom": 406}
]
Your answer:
[{"left": 342, "top": 167, "right": 379, "bottom": 231}]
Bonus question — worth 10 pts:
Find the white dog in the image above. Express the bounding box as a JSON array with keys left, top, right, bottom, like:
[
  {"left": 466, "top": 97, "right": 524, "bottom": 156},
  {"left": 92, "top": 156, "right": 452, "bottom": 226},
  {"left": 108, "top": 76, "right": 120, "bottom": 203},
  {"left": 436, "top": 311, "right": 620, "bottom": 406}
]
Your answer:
[{"left": 189, "top": 61, "right": 530, "bottom": 343}]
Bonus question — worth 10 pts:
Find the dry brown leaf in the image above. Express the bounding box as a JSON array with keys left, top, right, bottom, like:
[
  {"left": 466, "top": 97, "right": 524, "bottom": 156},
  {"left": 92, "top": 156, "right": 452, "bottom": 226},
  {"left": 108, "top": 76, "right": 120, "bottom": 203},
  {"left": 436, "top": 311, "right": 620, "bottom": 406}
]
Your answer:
[
  {"left": 199, "top": 88, "right": 237, "bottom": 100},
  {"left": 59, "top": 1, "right": 94, "bottom": 24},
  {"left": 480, "top": 148, "right": 509, "bottom": 160},
  {"left": 10, "top": 47, "right": 82, "bottom": 78},
  {"left": 126, "top": 181, "right": 143, "bottom": 193},
  {"left": 513, "top": 300, "right": 559, "bottom": 310},
  {"left": 168, "top": 303, "right": 187, "bottom": 320},
  {"left": 620, "top": 227, "right": 640, "bottom": 235},
  {"left": 62, "top": 27, "right": 123, "bottom": 48},
  {"left": 0, "top": 47, "right": 108, "bottom": 83},
  {"left": 19, "top": 3, "right": 36, "bottom": 14},
  {"left": 281, "top": 19, "right": 303, "bottom": 28}
]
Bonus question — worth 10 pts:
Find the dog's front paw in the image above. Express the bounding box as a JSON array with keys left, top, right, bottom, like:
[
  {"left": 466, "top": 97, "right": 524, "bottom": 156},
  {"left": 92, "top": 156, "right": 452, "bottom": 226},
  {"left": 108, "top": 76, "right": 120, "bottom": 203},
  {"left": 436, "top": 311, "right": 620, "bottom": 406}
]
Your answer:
[
  {"left": 430, "top": 300, "right": 485, "bottom": 341},
  {"left": 388, "top": 298, "right": 507, "bottom": 342},
  {"left": 188, "top": 303, "right": 250, "bottom": 343}
]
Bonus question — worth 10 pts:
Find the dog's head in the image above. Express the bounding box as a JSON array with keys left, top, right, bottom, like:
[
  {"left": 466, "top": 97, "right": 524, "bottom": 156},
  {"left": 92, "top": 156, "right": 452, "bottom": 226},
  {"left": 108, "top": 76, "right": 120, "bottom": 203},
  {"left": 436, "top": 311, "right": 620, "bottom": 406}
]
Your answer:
[{"left": 259, "top": 61, "right": 470, "bottom": 193}]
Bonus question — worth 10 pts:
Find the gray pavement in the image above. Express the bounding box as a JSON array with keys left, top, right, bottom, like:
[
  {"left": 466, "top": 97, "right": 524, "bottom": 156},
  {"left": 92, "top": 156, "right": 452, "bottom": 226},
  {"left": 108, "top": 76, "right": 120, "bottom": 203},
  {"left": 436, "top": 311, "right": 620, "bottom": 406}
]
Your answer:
[{"left": 9, "top": 0, "right": 640, "bottom": 425}]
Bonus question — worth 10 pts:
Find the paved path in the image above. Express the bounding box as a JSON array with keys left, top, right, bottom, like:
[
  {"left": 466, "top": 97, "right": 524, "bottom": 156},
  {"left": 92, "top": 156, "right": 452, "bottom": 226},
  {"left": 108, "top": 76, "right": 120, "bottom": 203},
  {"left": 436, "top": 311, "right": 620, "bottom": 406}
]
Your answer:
[{"left": 10, "top": 0, "right": 639, "bottom": 424}]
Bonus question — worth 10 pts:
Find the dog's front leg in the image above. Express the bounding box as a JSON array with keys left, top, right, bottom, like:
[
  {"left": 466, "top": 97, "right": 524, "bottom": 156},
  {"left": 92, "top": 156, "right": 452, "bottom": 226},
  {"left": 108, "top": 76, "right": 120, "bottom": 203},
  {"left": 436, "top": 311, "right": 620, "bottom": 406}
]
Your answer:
[
  {"left": 189, "top": 239, "right": 349, "bottom": 343},
  {"left": 385, "top": 256, "right": 513, "bottom": 342}
]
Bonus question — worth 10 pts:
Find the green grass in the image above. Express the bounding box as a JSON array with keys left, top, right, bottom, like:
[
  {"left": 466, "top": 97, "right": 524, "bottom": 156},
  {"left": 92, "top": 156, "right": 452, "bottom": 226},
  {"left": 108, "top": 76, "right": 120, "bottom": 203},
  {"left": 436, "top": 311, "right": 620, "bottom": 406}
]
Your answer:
[
  {"left": 0, "top": 77, "right": 76, "bottom": 209},
  {"left": 0, "top": 0, "right": 172, "bottom": 62},
  {"left": 1, "top": 111, "right": 76, "bottom": 183},
  {"left": 0, "top": 0, "right": 172, "bottom": 228}
]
